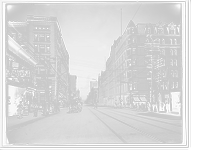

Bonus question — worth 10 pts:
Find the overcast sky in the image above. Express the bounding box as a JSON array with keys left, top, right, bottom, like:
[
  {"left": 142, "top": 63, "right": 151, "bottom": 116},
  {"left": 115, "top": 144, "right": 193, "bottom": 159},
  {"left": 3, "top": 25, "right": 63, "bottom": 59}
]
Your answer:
[{"left": 6, "top": 2, "right": 182, "bottom": 99}]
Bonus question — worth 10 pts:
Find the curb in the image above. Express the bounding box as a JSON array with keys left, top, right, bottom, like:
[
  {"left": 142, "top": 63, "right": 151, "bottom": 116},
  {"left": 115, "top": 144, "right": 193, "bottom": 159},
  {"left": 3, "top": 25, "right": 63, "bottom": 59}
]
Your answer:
[{"left": 6, "top": 112, "right": 59, "bottom": 133}]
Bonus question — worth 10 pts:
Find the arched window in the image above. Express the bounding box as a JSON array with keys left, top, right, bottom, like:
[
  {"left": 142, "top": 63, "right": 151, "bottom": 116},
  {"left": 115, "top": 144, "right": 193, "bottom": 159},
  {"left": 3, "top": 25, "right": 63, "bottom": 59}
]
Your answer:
[
  {"left": 170, "top": 39, "right": 173, "bottom": 45},
  {"left": 133, "top": 38, "right": 135, "bottom": 43},
  {"left": 174, "top": 39, "right": 177, "bottom": 45},
  {"left": 162, "top": 39, "right": 165, "bottom": 45}
]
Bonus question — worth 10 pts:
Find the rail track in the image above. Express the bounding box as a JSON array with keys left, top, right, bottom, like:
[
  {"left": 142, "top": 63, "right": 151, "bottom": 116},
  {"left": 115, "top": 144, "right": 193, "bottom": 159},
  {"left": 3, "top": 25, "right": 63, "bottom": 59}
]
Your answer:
[{"left": 89, "top": 107, "right": 182, "bottom": 144}]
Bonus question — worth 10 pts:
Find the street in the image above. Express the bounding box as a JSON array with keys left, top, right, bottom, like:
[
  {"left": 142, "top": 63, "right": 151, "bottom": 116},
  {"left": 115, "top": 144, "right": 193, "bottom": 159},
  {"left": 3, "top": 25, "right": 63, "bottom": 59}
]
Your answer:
[{"left": 7, "top": 106, "right": 183, "bottom": 145}]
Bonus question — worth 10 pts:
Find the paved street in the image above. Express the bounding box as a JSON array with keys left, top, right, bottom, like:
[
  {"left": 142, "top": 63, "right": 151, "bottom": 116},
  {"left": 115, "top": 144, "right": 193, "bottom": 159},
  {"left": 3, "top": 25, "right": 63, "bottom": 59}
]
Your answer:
[{"left": 7, "top": 106, "right": 183, "bottom": 145}]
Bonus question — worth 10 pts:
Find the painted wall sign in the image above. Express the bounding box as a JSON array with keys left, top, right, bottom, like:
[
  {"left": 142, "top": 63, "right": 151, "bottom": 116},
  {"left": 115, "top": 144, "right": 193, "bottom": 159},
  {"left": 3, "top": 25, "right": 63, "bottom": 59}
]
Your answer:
[{"left": 6, "top": 69, "right": 31, "bottom": 78}]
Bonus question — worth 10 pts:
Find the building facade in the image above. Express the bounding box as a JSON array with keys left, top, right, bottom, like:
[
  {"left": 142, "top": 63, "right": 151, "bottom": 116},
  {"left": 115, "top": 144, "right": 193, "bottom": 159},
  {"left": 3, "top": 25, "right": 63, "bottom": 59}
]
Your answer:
[
  {"left": 98, "top": 20, "right": 182, "bottom": 115},
  {"left": 7, "top": 21, "right": 38, "bottom": 116},
  {"left": 6, "top": 15, "right": 70, "bottom": 116}
]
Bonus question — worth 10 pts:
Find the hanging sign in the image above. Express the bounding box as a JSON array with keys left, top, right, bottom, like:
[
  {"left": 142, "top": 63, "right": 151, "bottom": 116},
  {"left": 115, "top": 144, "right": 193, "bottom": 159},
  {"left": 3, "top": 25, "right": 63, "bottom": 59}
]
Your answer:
[{"left": 6, "top": 69, "right": 31, "bottom": 78}]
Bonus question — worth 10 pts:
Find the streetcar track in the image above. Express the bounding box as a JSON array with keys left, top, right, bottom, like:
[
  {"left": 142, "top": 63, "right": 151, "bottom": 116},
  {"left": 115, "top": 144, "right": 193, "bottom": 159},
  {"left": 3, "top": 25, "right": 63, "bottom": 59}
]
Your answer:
[
  {"left": 100, "top": 108, "right": 182, "bottom": 135},
  {"left": 91, "top": 108, "right": 164, "bottom": 143},
  {"left": 105, "top": 107, "right": 182, "bottom": 127},
  {"left": 88, "top": 108, "right": 127, "bottom": 143}
]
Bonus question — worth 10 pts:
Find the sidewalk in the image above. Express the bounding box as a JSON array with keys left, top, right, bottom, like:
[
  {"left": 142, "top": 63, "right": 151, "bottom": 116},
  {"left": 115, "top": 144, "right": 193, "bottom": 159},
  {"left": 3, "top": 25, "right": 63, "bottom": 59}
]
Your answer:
[{"left": 7, "top": 111, "right": 45, "bottom": 131}]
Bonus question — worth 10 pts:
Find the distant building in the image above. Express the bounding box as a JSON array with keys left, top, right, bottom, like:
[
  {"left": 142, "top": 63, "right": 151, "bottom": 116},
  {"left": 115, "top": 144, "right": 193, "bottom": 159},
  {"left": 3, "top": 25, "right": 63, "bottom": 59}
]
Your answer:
[
  {"left": 69, "top": 75, "right": 77, "bottom": 94},
  {"left": 98, "top": 20, "right": 182, "bottom": 116},
  {"left": 90, "top": 80, "right": 98, "bottom": 91}
]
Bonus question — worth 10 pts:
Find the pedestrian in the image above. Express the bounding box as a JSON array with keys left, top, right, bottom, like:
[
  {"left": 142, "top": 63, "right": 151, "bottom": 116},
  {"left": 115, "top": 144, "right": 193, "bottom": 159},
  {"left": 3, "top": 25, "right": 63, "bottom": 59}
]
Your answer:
[
  {"left": 177, "top": 102, "right": 181, "bottom": 115},
  {"left": 34, "top": 103, "right": 38, "bottom": 117},
  {"left": 165, "top": 101, "right": 170, "bottom": 114},
  {"left": 17, "top": 101, "right": 23, "bottom": 119}
]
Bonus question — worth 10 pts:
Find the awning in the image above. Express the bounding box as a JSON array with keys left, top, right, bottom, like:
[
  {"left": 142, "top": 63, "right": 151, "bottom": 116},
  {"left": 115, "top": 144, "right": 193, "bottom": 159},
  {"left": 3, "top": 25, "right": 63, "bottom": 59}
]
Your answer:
[
  {"left": 6, "top": 79, "right": 24, "bottom": 88},
  {"left": 140, "top": 97, "right": 147, "bottom": 102},
  {"left": 26, "top": 88, "right": 35, "bottom": 93},
  {"left": 133, "top": 97, "right": 140, "bottom": 102}
]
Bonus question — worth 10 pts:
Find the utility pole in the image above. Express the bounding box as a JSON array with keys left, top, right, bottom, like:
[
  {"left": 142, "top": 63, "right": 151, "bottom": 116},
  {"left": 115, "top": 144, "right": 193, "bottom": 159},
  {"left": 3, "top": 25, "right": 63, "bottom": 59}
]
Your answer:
[{"left": 167, "top": 66, "right": 171, "bottom": 110}]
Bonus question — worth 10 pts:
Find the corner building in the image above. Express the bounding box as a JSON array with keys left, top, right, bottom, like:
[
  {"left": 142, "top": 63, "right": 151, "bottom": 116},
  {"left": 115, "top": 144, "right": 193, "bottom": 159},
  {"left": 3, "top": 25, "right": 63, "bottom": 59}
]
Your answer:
[
  {"left": 104, "top": 21, "right": 182, "bottom": 110},
  {"left": 7, "top": 15, "right": 70, "bottom": 115}
]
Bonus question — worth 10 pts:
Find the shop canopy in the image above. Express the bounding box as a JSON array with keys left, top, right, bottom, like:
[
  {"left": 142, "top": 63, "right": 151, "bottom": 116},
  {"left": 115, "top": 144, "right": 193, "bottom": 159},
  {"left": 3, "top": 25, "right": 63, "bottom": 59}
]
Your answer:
[
  {"left": 133, "top": 96, "right": 140, "bottom": 102},
  {"left": 139, "top": 96, "right": 147, "bottom": 102}
]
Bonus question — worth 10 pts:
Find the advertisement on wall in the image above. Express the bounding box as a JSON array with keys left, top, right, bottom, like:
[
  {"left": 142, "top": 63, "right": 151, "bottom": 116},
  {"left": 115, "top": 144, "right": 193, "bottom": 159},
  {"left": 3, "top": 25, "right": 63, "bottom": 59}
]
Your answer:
[{"left": 6, "top": 69, "right": 31, "bottom": 78}]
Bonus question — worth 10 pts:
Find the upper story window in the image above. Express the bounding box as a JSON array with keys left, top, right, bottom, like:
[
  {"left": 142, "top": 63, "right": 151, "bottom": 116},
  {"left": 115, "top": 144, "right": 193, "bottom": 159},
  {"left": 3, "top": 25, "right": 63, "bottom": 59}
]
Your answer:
[
  {"left": 169, "top": 39, "right": 172, "bottom": 45},
  {"left": 158, "top": 28, "right": 164, "bottom": 34},
  {"left": 170, "top": 49, "right": 173, "bottom": 56},
  {"left": 34, "top": 25, "right": 50, "bottom": 31},
  {"left": 161, "top": 49, "right": 165, "bottom": 55},
  {"left": 174, "top": 49, "right": 177, "bottom": 56},
  {"left": 169, "top": 29, "right": 175, "bottom": 35},
  {"left": 162, "top": 39, "right": 165, "bottom": 45},
  {"left": 174, "top": 39, "right": 177, "bottom": 45},
  {"left": 148, "top": 28, "right": 151, "bottom": 34}
]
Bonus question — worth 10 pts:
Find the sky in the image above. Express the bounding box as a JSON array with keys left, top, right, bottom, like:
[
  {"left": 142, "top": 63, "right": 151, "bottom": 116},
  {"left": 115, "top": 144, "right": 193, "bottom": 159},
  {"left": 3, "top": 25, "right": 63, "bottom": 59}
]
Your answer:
[{"left": 6, "top": 2, "right": 182, "bottom": 99}]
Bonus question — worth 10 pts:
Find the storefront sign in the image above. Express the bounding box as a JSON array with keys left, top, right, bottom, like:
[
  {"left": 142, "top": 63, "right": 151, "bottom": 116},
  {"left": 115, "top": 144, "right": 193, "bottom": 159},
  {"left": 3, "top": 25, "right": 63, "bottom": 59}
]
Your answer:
[{"left": 6, "top": 69, "right": 31, "bottom": 78}]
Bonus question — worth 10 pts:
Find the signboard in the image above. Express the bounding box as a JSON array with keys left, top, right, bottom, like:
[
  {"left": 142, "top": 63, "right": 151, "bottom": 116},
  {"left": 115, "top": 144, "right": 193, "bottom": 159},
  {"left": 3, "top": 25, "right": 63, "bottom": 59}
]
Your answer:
[{"left": 6, "top": 69, "right": 31, "bottom": 78}]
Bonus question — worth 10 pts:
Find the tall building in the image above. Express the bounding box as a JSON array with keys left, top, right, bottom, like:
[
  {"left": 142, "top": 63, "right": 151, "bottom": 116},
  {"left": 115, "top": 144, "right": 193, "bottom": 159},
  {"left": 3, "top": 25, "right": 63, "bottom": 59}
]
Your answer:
[
  {"left": 90, "top": 80, "right": 98, "bottom": 91},
  {"left": 6, "top": 15, "right": 70, "bottom": 115},
  {"left": 98, "top": 20, "right": 182, "bottom": 115}
]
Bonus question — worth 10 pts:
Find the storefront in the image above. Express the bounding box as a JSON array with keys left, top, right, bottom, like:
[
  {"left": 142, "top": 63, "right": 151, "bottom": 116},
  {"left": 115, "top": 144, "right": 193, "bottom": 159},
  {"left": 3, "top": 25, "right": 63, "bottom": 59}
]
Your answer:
[{"left": 7, "top": 85, "right": 26, "bottom": 116}]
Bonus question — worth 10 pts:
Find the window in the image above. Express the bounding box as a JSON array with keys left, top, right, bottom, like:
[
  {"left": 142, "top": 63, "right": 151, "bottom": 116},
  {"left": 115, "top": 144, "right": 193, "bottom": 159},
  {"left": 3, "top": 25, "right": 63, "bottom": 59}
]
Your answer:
[
  {"left": 132, "top": 70, "right": 137, "bottom": 77},
  {"left": 46, "top": 34, "right": 50, "bottom": 42},
  {"left": 174, "top": 70, "right": 178, "bottom": 77},
  {"left": 133, "top": 82, "right": 137, "bottom": 90},
  {"left": 34, "top": 34, "right": 38, "bottom": 41},
  {"left": 161, "top": 49, "right": 165, "bottom": 55},
  {"left": 170, "top": 70, "right": 174, "bottom": 77},
  {"left": 170, "top": 29, "right": 175, "bottom": 35},
  {"left": 174, "top": 39, "right": 177, "bottom": 45},
  {"left": 158, "top": 28, "right": 164, "bottom": 34},
  {"left": 34, "top": 44, "right": 38, "bottom": 52},
  {"left": 175, "top": 82, "right": 178, "bottom": 88},
  {"left": 128, "top": 38, "right": 131, "bottom": 45},
  {"left": 40, "top": 67, "right": 45, "bottom": 74},
  {"left": 164, "top": 82, "right": 167, "bottom": 89},
  {"left": 18, "top": 33, "right": 22, "bottom": 40},
  {"left": 46, "top": 45, "right": 50, "bottom": 53},
  {"left": 154, "top": 39, "right": 160, "bottom": 44},
  {"left": 40, "top": 56, "right": 45, "bottom": 61},
  {"left": 148, "top": 28, "right": 151, "bottom": 34},
  {"left": 174, "top": 59, "right": 178, "bottom": 66},
  {"left": 171, "top": 82, "right": 174, "bottom": 89},
  {"left": 127, "top": 70, "right": 132, "bottom": 78},
  {"left": 170, "top": 39, "right": 173, "bottom": 45},
  {"left": 162, "top": 82, "right": 164, "bottom": 90},
  {"left": 131, "top": 48, "right": 136, "bottom": 55},
  {"left": 39, "top": 45, "right": 45, "bottom": 53},
  {"left": 170, "top": 49, "right": 173, "bottom": 56},
  {"left": 174, "top": 49, "right": 177, "bottom": 56},
  {"left": 162, "top": 39, "right": 165, "bottom": 45},
  {"left": 39, "top": 34, "right": 45, "bottom": 42},
  {"left": 129, "top": 83, "right": 133, "bottom": 91},
  {"left": 126, "top": 59, "right": 131, "bottom": 67},
  {"left": 126, "top": 49, "right": 131, "bottom": 58},
  {"left": 132, "top": 58, "right": 137, "bottom": 66},
  {"left": 133, "top": 38, "right": 135, "bottom": 43},
  {"left": 162, "top": 70, "right": 166, "bottom": 77},
  {"left": 170, "top": 59, "right": 173, "bottom": 66}
]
